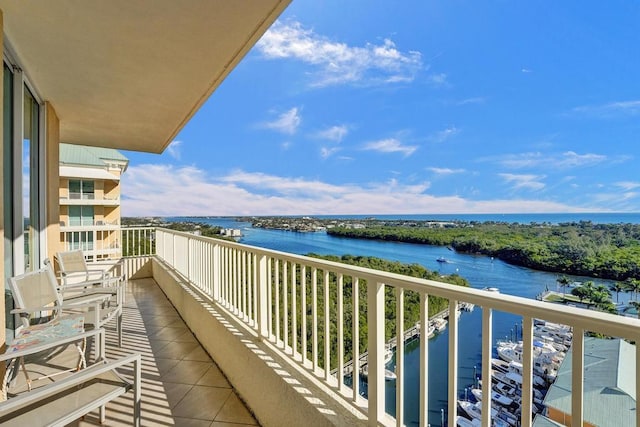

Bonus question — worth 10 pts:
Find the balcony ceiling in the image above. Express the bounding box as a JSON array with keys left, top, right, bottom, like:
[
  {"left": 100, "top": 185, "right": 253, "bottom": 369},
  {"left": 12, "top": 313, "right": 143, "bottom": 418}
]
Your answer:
[{"left": 0, "top": 1, "right": 290, "bottom": 153}]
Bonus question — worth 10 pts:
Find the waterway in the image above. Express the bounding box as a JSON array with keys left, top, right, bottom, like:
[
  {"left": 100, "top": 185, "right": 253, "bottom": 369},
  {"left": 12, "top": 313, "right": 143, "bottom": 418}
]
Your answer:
[{"left": 169, "top": 215, "right": 635, "bottom": 425}]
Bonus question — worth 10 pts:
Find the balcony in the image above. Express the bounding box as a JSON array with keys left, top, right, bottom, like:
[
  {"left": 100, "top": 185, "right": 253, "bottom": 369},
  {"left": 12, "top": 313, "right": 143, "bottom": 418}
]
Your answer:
[
  {"left": 60, "top": 193, "right": 120, "bottom": 206},
  {"left": 61, "top": 220, "right": 120, "bottom": 231},
  {"left": 116, "top": 227, "right": 640, "bottom": 427}
]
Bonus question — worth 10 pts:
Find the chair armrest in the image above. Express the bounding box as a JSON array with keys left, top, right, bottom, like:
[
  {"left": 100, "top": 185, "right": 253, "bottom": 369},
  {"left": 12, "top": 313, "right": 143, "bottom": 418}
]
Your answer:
[
  {"left": 59, "top": 277, "right": 121, "bottom": 290},
  {"left": 0, "top": 351, "right": 140, "bottom": 417},
  {"left": 10, "top": 295, "right": 108, "bottom": 315},
  {"left": 0, "top": 328, "right": 105, "bottom": 362},
  {"left": 60, "top": 294, "right": 111, "bottom": 307}
]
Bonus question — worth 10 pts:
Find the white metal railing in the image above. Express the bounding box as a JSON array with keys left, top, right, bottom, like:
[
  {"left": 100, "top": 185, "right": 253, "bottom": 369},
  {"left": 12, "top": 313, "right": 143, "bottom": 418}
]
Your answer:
[{"left": 127, "top": 227, "right": 640, "bottom": 427}]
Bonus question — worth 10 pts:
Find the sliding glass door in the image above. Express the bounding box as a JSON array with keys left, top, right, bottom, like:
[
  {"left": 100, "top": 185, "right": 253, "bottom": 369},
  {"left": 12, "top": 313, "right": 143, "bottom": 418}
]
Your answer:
[{"left": 3, "top": 60, "right": 45, "bottom": 338}]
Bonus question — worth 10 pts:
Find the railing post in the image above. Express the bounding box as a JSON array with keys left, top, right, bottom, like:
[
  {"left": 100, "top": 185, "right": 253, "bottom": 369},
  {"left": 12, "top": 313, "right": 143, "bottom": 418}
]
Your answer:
[
  {"left": 367, "top": 279, "right": 385, "bottom": 426},
  {"left": 419, "top": 291, "right": 429, "bottom": 427},
  {"left": 481, "top": 307, "right": 492, "bottom": 427},
  {"left": 257, "top": 254, "right": 269, "bottom": 339},
  {"left": 212, "top": 242, "right": 220, "bottom": 301},
  {"left": 521, "top": 316, "right": 534, "bottom": 427},
  {"left": 447, "top": 300, "right": 458, "bottom": 427},
  {"left": 572, "top": 327, "right": 584, "bottom": 426}
]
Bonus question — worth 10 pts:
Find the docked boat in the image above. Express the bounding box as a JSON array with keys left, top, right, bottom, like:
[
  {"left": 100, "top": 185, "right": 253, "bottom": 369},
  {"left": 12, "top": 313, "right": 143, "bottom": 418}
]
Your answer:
[
  {"left": 361, "top": 364, "right": 397, "bottom": 381},
  {"left": 492, "top": 358, "right": 547, "bottom": 387},
  {"left": 470, "top": 387, "right": 513, "bottom": 407},
  {"left": 431, "top": 317, "right": 447, "bottom": 332},
  {"left": 457, "top": 400, "right": 514, "bottom": 427},
  {"left": 384, "top": 347, "right": 393, "bottom": 365},
  {"left": 456, "top": 416, "right": 481, "bottom": 427}
]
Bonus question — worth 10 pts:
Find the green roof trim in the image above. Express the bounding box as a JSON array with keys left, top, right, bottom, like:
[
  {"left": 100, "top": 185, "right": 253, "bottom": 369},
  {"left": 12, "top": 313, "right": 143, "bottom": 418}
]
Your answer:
[
  {"left": 60, "top": 143, "right": 128, "bottom": 169},
  {"left": 543, "top": 337, "right": 636, "bottom": 427}
]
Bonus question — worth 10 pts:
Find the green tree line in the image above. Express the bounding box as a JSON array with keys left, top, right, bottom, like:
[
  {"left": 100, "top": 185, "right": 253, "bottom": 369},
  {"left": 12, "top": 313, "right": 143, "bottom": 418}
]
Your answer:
[
  {"left": 272, "top": 254, "right": 469, "bottom": 371},
  {"left": 327, "top": 221, "right": 640, "bottom": 281}
]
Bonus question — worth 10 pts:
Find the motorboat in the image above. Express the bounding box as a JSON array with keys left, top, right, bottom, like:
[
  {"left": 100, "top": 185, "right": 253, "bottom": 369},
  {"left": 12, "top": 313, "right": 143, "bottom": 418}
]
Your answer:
[
  {"left": 436, "top": 257, "right": 449, "bottom": 263},
  {"left": 431, "top": 317, "right": 447, "bottom": 332},
  {"left": 361, "top": 364, "right": 397, "bottom": 381},
  {"left": 492, "top": 358, "right": 547, "bottom": 387},
  {"left": 457, "top": 416, "right": 481, "bottom": 427},
  {"left": 470, "top": 387, "right": 514, "bottom": 407}
]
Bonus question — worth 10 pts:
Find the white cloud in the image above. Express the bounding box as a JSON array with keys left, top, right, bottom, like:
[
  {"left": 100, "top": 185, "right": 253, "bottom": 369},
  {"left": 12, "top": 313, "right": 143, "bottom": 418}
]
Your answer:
[
  {"left": 428, "top": 167, "right": 465, "bottom": 176},
  {"left": 166, "top": 140, "right": 182, "bottom": 160},
  {"left": 363, "top": 138, "right": 417, "bottom": 156},
  {"left": 262, "top": 107, "right": 301, "bottom": 135},
  {"left": 572, "top": 100, "right": 640, "bottom": 117},
  {"left": 427, "top": 73, "right": 448, "bottom": 86},
  {"left": 489, "top": 151, "right": 610, "bottom": 169},
  {"left": 455, "top": 97, "right": 485, "bottom": 106},
  {"left": 120, "top": 164, "right": 596, "bottom": 216},
  {"left": 521, "top": 68, "right": 533, "bottom": 73},
  {"left": 315, "top": 125, "right": 349, "bottom": 142},
  {"left": 256, "top": 21, "right": 423, "bottom": 87},
  {"left": 320, "top": 147, "right": 341, "bottom": 159},
  {"left": 430, "top": 126, "right": 460, "bottom": 143},
  {"left": 615, "top": 181, "right": 640, "bottom": 191},
  {"left": 499, "top": 173, "right": 546, "bottom": 191}
]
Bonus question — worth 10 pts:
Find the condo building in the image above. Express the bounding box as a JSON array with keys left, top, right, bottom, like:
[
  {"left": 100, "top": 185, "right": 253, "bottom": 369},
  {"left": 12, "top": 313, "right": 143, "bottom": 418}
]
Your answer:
[{"left": 59, "top": 143, "right": 128, "bottom": 260}]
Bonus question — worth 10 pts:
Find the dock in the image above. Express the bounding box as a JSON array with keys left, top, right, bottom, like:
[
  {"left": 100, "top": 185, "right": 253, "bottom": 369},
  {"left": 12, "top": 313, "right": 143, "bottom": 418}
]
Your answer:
[{"left": 332, "top": 302, "right": 474, "bottom": 377}]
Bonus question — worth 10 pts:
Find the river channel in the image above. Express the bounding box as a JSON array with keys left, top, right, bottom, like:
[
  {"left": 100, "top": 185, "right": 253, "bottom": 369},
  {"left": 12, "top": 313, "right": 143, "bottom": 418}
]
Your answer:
[{"left": 171, "top": 217, "right": 626, "bottom": 426}]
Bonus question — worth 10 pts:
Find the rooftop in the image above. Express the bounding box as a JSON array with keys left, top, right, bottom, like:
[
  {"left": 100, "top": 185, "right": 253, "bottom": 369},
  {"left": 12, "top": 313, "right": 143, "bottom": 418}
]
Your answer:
[{"left": 543, "top": 337, "right": 636, "bottom": 427}]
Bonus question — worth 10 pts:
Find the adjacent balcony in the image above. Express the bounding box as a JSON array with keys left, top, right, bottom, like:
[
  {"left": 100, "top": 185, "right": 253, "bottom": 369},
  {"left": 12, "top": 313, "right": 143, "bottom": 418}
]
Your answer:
[
  {"left": 60, "top": 193, "right": 120, "bottom": 206},
  {"left": 116, "top": 227, "right": 640, "bottom": 427}
]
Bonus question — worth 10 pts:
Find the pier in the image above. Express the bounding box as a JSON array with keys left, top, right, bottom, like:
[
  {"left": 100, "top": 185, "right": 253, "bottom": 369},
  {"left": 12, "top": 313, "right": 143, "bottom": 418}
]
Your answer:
[{"left": 332, "top": 302, "right": 474, "bottom": 377}]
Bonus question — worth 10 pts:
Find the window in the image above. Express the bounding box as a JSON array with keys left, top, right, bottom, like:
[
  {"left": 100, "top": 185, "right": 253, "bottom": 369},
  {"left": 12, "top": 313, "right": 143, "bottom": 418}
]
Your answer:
[
  {"left": 64, "top": 231, "right": 93, "bottom": 251},
  {"left": 68, "top": 206, "right": 94, "bottom": 227},
  {"left": 69, "top": 179, "right": 94, "bottom": 200}
]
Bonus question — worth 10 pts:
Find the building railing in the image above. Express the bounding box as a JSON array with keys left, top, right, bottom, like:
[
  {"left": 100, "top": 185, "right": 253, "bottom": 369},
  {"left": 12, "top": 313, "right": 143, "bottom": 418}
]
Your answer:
[
  {"left": 122, "top": 227, "right": 640, "bottom": 427},
  {"left": 60, "top": 194, "right": 119, "bottom": 203}
]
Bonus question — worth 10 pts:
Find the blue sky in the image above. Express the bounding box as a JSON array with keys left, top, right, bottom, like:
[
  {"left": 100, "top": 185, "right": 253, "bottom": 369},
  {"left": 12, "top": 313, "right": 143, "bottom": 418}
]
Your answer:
[{"left": 121, "top": 1, "right": 640, "bottom": 216}]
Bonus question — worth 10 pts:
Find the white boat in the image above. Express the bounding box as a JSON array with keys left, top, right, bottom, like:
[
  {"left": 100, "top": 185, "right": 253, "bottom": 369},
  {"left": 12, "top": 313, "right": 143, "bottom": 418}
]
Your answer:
[
  {"left": 492, "top": 358, "right": 547, "bottom": 387},
  {"left": 460, "top": 301, "right": 475, "bottom": 311},
  {"left": 361, "top": 364, "right": 397, "bottom": 381},
  {"left": 470, "top": 388, "right": 513, "bottom": 407},
  {"left": 457, "top": 401, "right": 514, "bottom": 427},
  {"left": 384, "top": 346, "right": 393, "bottom": 365},
  {"left": 457, "top": 416, "right": 481, "bottom": 427},
  {"left": 436, "top": 257, "right": 449, "bottom": 263},
  {"left": 482, "top": 286, "right": 500, "bottom": 293},
  {"left": 432, "top": 317, "right": 447, "bottom": 332}
]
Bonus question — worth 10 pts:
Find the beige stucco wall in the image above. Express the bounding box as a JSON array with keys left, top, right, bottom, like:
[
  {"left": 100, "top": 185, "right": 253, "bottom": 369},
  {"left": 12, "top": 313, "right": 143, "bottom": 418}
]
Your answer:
[
  {"left": 150, "top": 257, "right": 366, "bottom": 427},
  {"left": 45, "top": 102, "right": 62, "bottom": 260}
]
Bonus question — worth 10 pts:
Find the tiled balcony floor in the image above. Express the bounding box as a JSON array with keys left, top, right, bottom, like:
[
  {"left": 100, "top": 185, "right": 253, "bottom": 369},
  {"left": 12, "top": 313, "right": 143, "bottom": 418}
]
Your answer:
[{"left": 71, "top": 278, "right": 259, "bottom": 426}]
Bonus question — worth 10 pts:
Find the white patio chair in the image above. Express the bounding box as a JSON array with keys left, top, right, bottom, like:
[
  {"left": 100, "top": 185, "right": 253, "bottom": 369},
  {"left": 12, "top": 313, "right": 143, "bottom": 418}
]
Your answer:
[
  {"left": 8, "top": 263, "right": 123, "bottom": 348},
  {"left": 54, "top": 249, "right": 126, "bottom": 301},
  {"left": 53, "top": 250, "right": 126, "bottom": 346}
]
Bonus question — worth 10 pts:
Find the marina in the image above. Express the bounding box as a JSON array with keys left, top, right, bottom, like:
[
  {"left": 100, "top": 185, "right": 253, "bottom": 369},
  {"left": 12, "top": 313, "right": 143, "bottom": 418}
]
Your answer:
[{"left": 177, "top": 215, "right": 634, "bottom": 426}]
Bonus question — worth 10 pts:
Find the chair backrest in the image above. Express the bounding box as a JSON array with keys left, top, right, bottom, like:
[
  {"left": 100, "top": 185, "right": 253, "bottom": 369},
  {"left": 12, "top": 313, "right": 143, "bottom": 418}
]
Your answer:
[
  {"left": 7, "top": 265, "right": 63, "bottom": 327},
  {"left": 56, "top": 250, "right": 89, "bottom": 275}
]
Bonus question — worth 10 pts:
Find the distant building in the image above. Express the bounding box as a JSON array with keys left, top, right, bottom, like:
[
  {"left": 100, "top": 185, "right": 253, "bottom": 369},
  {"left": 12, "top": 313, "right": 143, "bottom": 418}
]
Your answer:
[
  {"left": 536, "top": 337, "right": 636, "bottom": 427},
  {"left": 59, "top": 143, "right": 128, "bottom": 260},
  {"left": 221, "top": 228, "right": 242, "bottom": 238}
]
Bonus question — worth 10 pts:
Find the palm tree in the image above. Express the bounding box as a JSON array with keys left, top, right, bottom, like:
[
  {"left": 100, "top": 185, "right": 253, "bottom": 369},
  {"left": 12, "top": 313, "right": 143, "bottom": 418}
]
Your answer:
[
  {"left": 609, "top": 282, "right": 626, "bottom": 303},
  {"left": 624, "top": 278, "right": 640, "bottom": 301},
  {"left": 591, "top": 285, "right": 612, "bottom": 311},
  {"left": 571, "top": 285, "right": 591, "bottom": 305},
  {"left": 557, "top": 275, "right": 571, "bottom": 296}
]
